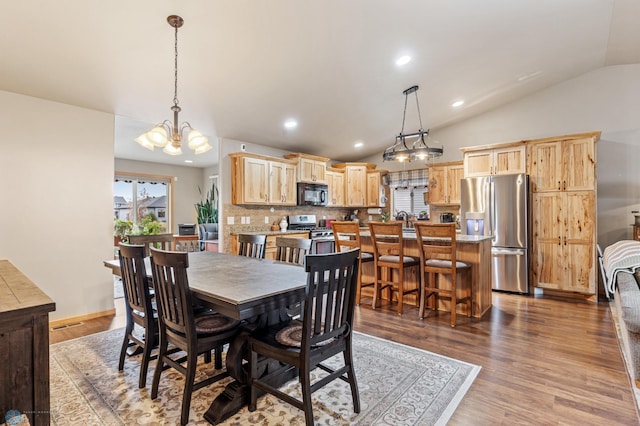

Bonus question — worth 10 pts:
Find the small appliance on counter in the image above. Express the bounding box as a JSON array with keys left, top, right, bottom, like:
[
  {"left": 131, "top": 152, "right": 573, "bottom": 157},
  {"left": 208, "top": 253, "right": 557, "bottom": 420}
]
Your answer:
[{"left": 440, "top": 213, "right": 455, "bottom": 223}]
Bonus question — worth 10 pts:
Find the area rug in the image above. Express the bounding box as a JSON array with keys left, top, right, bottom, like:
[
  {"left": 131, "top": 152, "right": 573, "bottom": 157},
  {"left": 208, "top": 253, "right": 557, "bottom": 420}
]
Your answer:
[{"left": 49, "top": 328, "right": 480, "bottom": 425}]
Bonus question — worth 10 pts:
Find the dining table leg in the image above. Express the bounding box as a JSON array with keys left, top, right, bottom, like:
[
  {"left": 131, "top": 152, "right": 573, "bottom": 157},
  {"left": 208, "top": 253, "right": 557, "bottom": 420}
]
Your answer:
[{"left": 203, "top": 308, "right": 297, "bottom": 425}]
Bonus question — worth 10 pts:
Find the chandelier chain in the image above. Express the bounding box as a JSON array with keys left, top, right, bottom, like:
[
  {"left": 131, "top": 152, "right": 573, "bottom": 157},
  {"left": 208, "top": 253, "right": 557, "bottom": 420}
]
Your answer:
[{"left": 173, "top": 23, "right": 179, "bottom": 107}]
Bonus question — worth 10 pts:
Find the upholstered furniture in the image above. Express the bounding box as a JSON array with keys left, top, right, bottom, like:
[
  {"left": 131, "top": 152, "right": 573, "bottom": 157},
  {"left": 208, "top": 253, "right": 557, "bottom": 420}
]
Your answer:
[
  {"left": 368, "top": 222, "right": 419, "bottom": 315},
  {"left": 614, "top": 270, "right": 640, "bottom": 386},
  {"left": 127, "top": 233, "right": 174, "bottom": 257},
  {"left": 198, "top": 223, "right": 219, "bottom": 251},
  {"left": 413, "top": 223, "right": 472, "bottom": 327},
  {"left": 247, "top": 249, "right": 361, "bottom": 426},
  {"left": 237, "top": 234, "right": 267, "bottom": 259},
  {"left": 331, "top": 221, "right": 374, "bottom": 305},
  {"left": 149, "top": 248, "right": 241, "bottom": 425},
  {"left": 117, "top": 243, "right": 158, "bottom": 388}
]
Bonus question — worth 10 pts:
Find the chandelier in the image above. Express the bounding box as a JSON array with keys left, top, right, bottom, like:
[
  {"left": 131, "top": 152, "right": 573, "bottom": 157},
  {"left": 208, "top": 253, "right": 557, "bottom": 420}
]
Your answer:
[
  {"left": 135, "top": 15, "right": 212, "bottom": 156},
  {"left": 382, "top": 85, "right": 443, "bottom": 162}
]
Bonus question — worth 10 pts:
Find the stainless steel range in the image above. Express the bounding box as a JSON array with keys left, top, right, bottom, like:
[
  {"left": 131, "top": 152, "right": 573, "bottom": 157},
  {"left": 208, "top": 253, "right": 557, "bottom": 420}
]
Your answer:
[{"left": 287, "top": 214, "right": 335, "bottom": 254}]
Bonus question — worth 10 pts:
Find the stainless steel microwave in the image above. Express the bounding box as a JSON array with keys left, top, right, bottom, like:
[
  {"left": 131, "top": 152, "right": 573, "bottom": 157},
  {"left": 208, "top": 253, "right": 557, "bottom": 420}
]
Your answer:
[{"left": 297, "top": 182, "right": 328, "bottom": 206}]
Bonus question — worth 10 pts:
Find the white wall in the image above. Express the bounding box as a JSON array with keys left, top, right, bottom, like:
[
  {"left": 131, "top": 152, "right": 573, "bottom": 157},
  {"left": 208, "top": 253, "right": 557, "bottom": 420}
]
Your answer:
[
  {"left": 115, "top": 159, "right": 206, "bottom": 232},
  {"left": 364, "top": 64, "right": 640, "bottom": 248},
  {"left": 0, "top": 91, "right": 114, "bottom": 321}
]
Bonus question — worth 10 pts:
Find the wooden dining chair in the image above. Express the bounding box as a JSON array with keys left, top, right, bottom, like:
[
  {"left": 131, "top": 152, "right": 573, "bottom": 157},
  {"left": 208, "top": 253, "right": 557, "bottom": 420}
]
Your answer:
[
  {"left": 413, "top": 222, "right": 472, "bottom": 327},
  {"left": 237, "top": 234, "right": 267, "bottom": 259},
  {"left": 149, "top": 247, "right": 241, "bottom": 426},
  {"left": 332, "top": 221, "right": 375, "bottom": 305},
  {"left": 117, "top": 243, "right": 158, "bottom": 388},
  {"left": 247, "top": 249, "right": 361, "bottom": 426},
  {"left": 275, "top": 237, "right": 312, "bottom": 266},
  {"left": 368, "top": 222, "right": 420, "bottom": 315},
  {"left": 127, "top": 233, "right": 174, "bottom": 257}
]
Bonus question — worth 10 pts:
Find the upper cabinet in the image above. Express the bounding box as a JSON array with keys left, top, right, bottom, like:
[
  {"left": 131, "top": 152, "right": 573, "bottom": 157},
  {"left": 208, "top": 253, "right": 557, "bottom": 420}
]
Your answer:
[
  {"left": 527, "top": 136, "right": 596, "bottom": 193},
  {"left": 366, "top": 170, "right": 383, "bottom": 207},
  {"left": 283, "top": 153, "right": 329, "bottom": 184},
  {"left": 326, "top": 167, "right": 345, "bottom": 207},
  {"left": 428, "top": 161, "right": 464, "bottom": 205},
  {"left": 462, "top": 143, "right": 526, "bottom": 177},
  {"left": 230, "top": 153, "right": 298, "bottom": 206},
  {"left": 333, "top": 162, "right": 378, "bottom": 207}
]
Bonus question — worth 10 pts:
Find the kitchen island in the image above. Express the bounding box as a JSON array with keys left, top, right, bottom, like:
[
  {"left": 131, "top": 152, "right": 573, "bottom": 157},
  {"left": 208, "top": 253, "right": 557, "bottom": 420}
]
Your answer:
[{"left": 359, "top": 230, "right": 492, "bottom": 319}]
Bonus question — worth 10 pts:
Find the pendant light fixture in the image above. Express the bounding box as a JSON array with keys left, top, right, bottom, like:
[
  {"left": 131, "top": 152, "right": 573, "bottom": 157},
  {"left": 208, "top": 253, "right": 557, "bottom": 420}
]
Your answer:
[
  {"left": 135, "top": 15, "right": 212, "bottom": 156},
  {"left": 382, "top": 85, "right": 443, "bottom": 162}
]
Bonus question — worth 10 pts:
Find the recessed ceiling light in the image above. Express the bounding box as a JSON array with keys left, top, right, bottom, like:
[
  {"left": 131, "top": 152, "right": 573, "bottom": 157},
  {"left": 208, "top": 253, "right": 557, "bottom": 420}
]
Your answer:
[
  {"left": 184, "top": 160, "right": 193, "bottom": 163},
  {"left": 452, "top": 100, "right": 465, "bottom": 108},
  {"left": 395, "top": 55, "right": 411, "bottom": 66},
  {"left": 354, "top": 141, "right": 364, "bottom": 148},
  {"left": 284, "top": 119, "right": 298, "bottom": 129}
]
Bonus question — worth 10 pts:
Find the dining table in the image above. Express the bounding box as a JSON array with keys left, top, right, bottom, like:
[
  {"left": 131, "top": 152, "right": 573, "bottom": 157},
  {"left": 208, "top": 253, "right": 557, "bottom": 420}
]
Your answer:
[{"left": 104, "top": 250, "right": 308, "bottom": 424}]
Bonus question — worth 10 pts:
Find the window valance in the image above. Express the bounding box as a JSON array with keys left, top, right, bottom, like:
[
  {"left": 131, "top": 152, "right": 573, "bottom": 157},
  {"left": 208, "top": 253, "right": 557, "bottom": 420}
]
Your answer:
[{"left": 387, "top": 169, "right": 429, "bottom": 188}]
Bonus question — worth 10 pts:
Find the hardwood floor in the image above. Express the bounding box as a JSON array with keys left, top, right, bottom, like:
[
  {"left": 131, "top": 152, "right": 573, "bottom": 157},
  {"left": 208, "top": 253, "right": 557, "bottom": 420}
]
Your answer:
[{"left": 50, "top": 293, "right": 639, "bottom": 425}]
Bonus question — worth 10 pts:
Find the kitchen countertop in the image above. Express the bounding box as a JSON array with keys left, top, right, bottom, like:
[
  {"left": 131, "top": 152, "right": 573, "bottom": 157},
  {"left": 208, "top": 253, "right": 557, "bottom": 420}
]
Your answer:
[
  {"left": 229, "top": 229, "right": 311, "bottom": 236},
  {"left": 358, "top": 230, "right": 492, "bottom": 243}
]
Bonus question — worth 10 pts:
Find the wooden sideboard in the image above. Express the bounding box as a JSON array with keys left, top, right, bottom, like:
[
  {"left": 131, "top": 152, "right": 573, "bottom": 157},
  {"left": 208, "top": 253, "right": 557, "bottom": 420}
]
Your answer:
[{"left": 0, "top": 260, "right": 56, "bottom": 425}]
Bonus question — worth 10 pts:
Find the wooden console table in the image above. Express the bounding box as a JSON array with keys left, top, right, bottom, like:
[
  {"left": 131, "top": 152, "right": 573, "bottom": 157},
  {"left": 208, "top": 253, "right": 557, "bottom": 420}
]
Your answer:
[{"left": 0, "top": 260, "right": 56, "bottom": 425}]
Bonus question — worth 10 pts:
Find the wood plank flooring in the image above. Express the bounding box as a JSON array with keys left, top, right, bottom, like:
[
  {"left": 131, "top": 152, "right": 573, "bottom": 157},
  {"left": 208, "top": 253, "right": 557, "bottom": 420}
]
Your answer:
[{"left": 50, "top": 293, "right": 639, "bottom": 425}]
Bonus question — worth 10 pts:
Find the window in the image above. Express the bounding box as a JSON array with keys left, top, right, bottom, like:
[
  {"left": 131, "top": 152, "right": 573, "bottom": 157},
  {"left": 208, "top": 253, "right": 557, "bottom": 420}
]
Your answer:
[
  {"left": 392, "top": 187, "right": 430, "bottom": 218},
  {"left": 388, "top": 169, "right": 430, "bottom": 218},
  {"left": 114, "top": 174, "right": 172, "bottom": 234}
]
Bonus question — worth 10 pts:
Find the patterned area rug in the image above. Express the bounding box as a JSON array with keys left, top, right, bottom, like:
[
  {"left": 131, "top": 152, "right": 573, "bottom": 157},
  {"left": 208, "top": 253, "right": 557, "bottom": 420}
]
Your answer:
[{"left": 49, "top": 328, "right": 480, "bottom": 425}]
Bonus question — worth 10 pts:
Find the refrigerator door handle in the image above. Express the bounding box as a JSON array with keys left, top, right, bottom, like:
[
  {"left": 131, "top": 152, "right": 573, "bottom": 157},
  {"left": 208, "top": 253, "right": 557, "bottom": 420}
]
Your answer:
[
  {"left": 492, "top": 248, "right": 525, "bottom": 256},
  {"left": 489, "top": 179, "right": 495, "bottom": 241}
]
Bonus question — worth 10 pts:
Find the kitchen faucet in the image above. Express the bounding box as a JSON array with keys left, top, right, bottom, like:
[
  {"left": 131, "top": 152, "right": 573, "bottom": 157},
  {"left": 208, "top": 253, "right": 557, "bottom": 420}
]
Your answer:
[{"left": 395, "top": 210, "right": 410, "bottom": 228}]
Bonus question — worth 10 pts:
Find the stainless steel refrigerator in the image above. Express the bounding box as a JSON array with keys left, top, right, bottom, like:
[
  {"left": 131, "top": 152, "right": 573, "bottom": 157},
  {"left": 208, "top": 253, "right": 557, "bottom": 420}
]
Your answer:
[{"left": 460, "top": 174, "right": 530, "bottom": 293}]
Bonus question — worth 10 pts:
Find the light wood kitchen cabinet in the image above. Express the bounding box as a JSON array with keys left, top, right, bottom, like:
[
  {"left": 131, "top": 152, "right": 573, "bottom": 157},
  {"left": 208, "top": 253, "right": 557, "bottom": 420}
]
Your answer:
[
  {"left": 532, "top": 191, "right": 595, "bottom": 294},
  {"left": 428, "top": 161, "right": 464, "bottom": 205},
  {"left": 326, "top": 167, "right": 345, "bottom": 207},
  {"left": 527, "top": 136, "right": 596, "bottom": 193},
  {"left": 462, "top": 144, "right": 526, "bottom": 177},
  {"left": 333, "top": 162, "right": 376, "bottom": 207},
  {"left": 230, "top": 153, "right": 297, "bottom": 206},
  {"left": 366, "top": 170, "right": 384, "bottom": 207},
  {"left": 269, "top": 161, "right": 297, "bottom": 205},
  {"left": 284, "top": 153, "right": 329, "bottom": 184},
  {"left": 527, "top": 131, "right": 599, "bottom": 297}
]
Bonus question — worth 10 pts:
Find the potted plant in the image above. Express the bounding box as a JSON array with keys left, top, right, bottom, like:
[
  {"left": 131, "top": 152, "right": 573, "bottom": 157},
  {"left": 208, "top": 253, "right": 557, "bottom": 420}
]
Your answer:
[
  {"left": 195, "top": 181, "right": 218, "bottom": 225},
  {"left": 114, "top": 219, "right": 133, "bottom": 246},
  {"left": 195, "top": 182, "right": 219, "bottom": 248}
]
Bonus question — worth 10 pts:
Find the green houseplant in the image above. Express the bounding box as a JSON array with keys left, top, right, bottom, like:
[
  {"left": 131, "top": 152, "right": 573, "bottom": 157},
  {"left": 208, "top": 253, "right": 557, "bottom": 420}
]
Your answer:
[{"left": 195, "top": 181, "right": 218, "bottom": 224}]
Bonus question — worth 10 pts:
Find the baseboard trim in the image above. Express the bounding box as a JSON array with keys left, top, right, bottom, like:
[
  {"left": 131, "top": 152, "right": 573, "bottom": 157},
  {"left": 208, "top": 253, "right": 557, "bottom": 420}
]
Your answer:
[{"left": 49, "top": 308, "right": 116, "bottom": 329}]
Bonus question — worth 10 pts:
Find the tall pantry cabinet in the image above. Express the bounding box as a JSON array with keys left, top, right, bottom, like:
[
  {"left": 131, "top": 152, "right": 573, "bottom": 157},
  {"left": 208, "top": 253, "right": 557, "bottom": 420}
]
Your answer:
[{"left": 527, "top": 132, "right": 599, "bottom": 297}]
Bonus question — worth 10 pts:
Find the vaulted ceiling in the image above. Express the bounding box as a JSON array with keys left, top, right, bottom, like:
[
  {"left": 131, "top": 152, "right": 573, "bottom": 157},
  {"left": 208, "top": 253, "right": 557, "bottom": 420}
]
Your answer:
[{"left": 2, "top": 1, "right": 639, "bottom": 167}]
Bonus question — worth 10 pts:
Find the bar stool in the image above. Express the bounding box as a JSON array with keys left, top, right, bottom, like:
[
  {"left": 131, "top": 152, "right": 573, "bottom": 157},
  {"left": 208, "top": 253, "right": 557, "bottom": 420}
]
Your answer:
[
  {"left": 331, "top": 221, "right": 374, "bottom": 305},
  {"left": 368, "top": 222, "right": 419, "bottom": 315},
  {"left": 413, "top": 222, "right": 472, "bottom": 327}
]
